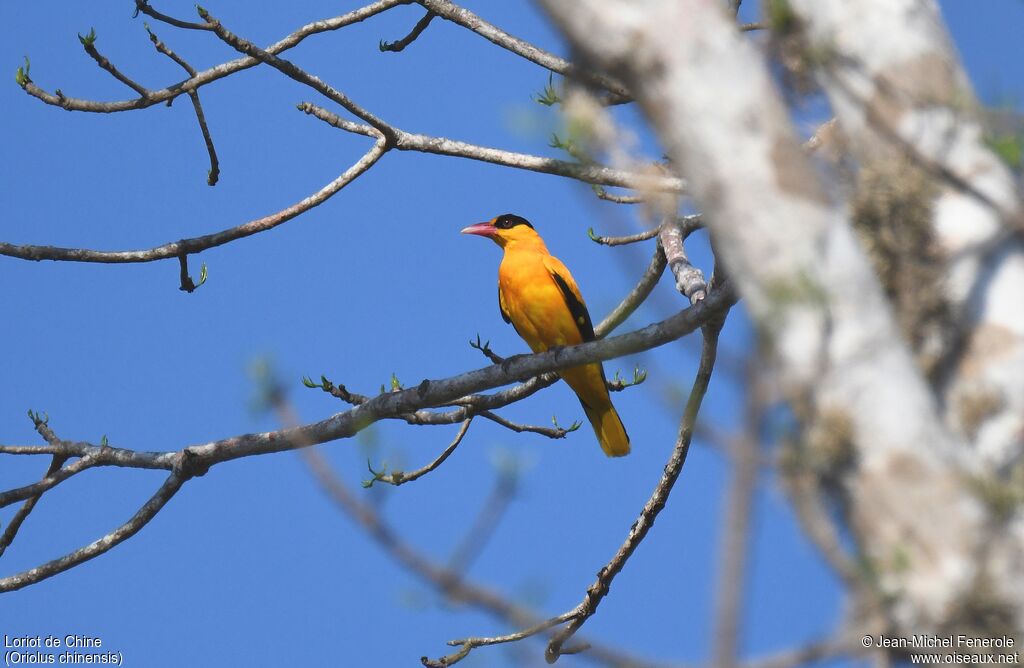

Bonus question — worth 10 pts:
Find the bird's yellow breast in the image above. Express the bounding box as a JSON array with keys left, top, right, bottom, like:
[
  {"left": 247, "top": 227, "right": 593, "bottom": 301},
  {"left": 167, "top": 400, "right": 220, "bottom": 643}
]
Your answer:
[{"left": 499, "top": 250, "right": 585, "bottom": 353}]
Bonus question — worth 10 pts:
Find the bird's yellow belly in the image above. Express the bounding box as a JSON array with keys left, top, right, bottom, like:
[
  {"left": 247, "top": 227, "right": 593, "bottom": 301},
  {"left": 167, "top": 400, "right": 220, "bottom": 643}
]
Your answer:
[{"left": 499, "top": 259, "right": 583, "bottom": 353}]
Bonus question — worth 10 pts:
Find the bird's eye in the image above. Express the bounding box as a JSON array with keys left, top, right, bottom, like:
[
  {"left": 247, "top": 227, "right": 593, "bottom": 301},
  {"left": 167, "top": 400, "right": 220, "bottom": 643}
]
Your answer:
[{"left": 496, "top": 219, "right": 510, "bottom": 229}]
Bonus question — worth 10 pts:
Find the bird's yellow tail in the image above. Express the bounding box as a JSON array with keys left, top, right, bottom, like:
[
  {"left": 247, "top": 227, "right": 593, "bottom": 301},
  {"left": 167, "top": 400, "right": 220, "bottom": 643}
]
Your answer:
[{"left": 581, "top": 402, "right": 630, "bottom": 457}]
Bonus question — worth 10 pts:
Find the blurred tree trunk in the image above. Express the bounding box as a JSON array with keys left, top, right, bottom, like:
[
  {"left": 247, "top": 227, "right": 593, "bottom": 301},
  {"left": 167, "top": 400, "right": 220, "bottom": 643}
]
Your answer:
[{"left": 540, "top": 0, "right": 1024, "bottom": 655}]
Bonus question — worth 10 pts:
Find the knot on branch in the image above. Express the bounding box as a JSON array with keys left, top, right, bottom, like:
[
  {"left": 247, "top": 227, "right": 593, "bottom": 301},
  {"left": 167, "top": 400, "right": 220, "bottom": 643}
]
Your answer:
[
  {"left": 175, "top": 447, "right": 210, "bottom": 479},
  {"left": 585, "top": 569, "right": 610, "bottom": 603}
]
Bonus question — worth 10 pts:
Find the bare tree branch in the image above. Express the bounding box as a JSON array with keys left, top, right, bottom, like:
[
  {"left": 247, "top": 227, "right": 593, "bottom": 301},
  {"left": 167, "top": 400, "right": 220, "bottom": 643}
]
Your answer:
[
  {"left": 593, "top": 240, "right": 667, "bottom": 335},
  {"left": 380, "top": 9, "right": 436, "bottom": 52},
  {"left": 0, "top": 287, "right": 734, "bottom": 591},
  {"left": 478, "top": 411, "right": 580, "bottom": 438},
  {"left": 16, "top": 0, "right": 408, "bottom": 113},
  {"left": 544, "top": 317, "right": 726, "bottom": 662},
  {"left": 78, "top": 30, "right": 151, "bottom": 97},
  {"left": 144, "top": 24, "right": 220, "bottom": 185},
  {"left": 0, "top": 445, "right": 65, "bottom": 456},
  {"left": 298, "top": 102, "right": 684, "bottom": 192},
  {"left": 0, "top": 459, "right": 61, "bottom": 556},
  {"left": 0, "top": 415, "right": 69, "bottom": 557},
  {"left": 307, "top": 373, "right": 577, "bottom": 438},
  {"left": 593, "top": 187, "right": 645, "bottom": 205},
  {"left": 426, "top": 611, "right": 579, "bottom": 667},
  {"left": 588, "top": 226, "right": 659, "bottom": 246},
  {"left": 416, "top": 0, "right": 631, "bottom": 102},
  {"left": 0, "top": 456, "right": 100, "bottom": 509},
  {"left": 0, "top": 110, "right": 681, "bottom": 268},
  {"left": 4, "top": 2, "right": 681, "bottom": 272},
  {"left": 199, "top": 8, "right": 396, "bottom": 142},
  {"left": 0, "top": 471, "right": 186, "bottom": 592},
  {"left": 134, "top": 0, "right": 214, "bottom": 32},
  {"left": 0, "top": 138, "right": 386, "bottom": 264},
  {"left": 301, "top": 447, "right": 667, "bottom": 668},
  {"left": 367, "top": 419, "right": 473, "bottom": 486}
]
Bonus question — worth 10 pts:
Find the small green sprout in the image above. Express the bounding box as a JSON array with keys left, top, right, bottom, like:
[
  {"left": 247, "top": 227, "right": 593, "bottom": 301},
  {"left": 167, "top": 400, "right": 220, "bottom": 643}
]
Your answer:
[{"left": 78, "top": 28, "right": 97, "bottom": 48}]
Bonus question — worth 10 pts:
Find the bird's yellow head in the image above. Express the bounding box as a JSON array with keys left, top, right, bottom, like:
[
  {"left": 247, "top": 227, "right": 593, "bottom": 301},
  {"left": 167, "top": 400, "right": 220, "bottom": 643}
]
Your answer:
[{"left": 461, "top": 213, "right": 542, "bottom": 249}]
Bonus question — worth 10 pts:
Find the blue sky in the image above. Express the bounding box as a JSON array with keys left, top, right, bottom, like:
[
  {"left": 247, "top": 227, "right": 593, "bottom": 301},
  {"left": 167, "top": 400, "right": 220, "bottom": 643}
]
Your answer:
[{"left": 2, "top": 2, "right": 1021, "bottom": 666}]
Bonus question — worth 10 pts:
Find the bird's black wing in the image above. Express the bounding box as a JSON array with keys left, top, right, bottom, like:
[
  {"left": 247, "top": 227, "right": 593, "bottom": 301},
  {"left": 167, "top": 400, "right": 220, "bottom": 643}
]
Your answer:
[
  {"left": 548, "top": 268, "right": 596, "bottom": 343},
  {"left": 498, "top": 284, "right": 512, "bottom": 324}
]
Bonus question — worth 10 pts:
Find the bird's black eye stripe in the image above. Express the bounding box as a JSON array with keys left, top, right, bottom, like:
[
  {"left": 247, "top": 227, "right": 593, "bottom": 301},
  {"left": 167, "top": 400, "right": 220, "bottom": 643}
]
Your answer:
[{"left": 494, "top": 214, "right": 534, "bottom": 230}]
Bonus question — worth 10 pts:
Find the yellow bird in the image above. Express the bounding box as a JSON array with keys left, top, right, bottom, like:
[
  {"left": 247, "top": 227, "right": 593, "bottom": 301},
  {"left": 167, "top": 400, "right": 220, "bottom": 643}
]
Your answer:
[{"left": 461, "top": 214, "right": 630, "bottom": 457}]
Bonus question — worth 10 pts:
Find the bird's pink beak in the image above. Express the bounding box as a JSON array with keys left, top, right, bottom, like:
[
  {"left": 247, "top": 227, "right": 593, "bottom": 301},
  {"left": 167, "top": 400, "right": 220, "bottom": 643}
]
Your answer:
[{"left": 461, "top": 222, "right": 498, "bottom": 237}]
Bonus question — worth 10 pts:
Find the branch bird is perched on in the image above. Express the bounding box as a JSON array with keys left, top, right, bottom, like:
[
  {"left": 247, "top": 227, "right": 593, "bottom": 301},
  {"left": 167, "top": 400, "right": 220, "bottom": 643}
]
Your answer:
[{"left": 462, "top": 214, "right": 630, "bottom": 457}]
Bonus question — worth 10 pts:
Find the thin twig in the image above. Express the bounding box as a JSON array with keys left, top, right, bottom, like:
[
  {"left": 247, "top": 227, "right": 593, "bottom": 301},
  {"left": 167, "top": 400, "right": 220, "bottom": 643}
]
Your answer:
[
  {"left": 0, "top": 445, "right": 64, "bottom": 455},
  {"left": 299, "top": 103, "right": 684, "bottom": 193},
  {"left": 590, "top": 215, "right": 701, "bottom": 247},
  {"left": 594, "top": 188, "right": 645, "bottom": 204},
  {"left": 595, "top": 242, "right": 667, "bottom": 335},
  {"left": 417, "top": 0, "right": 631, "bottom": 102},
  {"left": 589, "top": 226, "right": 660, "bottom": 246},
  {"left": 0, "top": 138, "right": 387, "bottom": 264},
  {"left": 134, "top": 0, "right": 214, "bottom": 31},
  {"left": 426, "top": 611, "right": 578, "bottom": 667},
  {"left": 0, "top": 456, "right": 102, "bottom": 508},
  {"left": 544, "top": 315, "right": 728, "bottom": 662},
  {"left": 0, "top": 454, "right": 67, "bottom": 556},
  {"left": 0, "top": 111, "right": 683, "bottom": 266},
  {"left": 309, "top": 374, "right": 563, "bottom": 432},
  {"left": 145, "top": 25, "right": 220, "bottom": 185},
  {"left": 368, "top": 419, "right": 473, "bottom": 486},
  {"left": 80, "top": 35, "right": 151, "bottom": 98},
  {"left": 469, "top": 335, "right": 504, "bottom": 364},
  {"left": 19, "top": 0, "right": 408, "bottom": 114},
  {"left": 380, "top": 10, "right": 436, "bottom": 52},
  {"left": 0, "top": 470, "right": 187, "bottom": 592},
  {"left": 202, "top": 8, "right": 395, "bottom": 142},
  {"left": 479, "top": 411, "right": 578, "bottom": 438}
]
